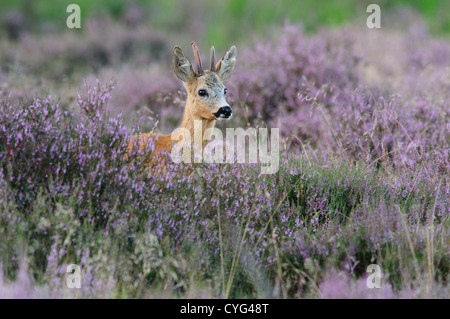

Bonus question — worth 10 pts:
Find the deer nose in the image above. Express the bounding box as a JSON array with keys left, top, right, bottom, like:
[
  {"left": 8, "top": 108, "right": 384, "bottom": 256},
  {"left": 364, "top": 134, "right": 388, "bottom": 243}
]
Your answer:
[
  {"left": 221, "top": 106, "right": 232, "bottom": 116},
  {"left": 214, "top": 106, "right": 232, "bottom": 119},
  {"left": 216, "top": 106, "right": 232, "bottom": 119}
]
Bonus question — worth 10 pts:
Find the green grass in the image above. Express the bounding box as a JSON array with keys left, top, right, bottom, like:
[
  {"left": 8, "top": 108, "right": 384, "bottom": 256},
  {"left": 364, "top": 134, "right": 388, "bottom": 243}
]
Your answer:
[
  {"left": 1, "top": 152, "right": 447, "bottom": 298},
  {"left": 1, "top": 0, "right": 449, "bottom": 47}
]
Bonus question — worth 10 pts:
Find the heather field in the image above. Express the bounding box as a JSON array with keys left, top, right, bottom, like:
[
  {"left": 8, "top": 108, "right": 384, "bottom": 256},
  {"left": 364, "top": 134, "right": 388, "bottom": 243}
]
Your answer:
[{"left": 0, "top": 1, "right": 449, "bottom": 299}]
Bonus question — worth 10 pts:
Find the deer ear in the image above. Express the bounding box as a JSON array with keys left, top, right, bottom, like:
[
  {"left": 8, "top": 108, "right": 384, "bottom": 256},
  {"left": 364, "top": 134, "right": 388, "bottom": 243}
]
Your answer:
[
  {"left": 172, "top": 46, "right": 195, "bottom": 82},
  {"left": 215, "top": 45, "right": 237, "bottom": 81}
]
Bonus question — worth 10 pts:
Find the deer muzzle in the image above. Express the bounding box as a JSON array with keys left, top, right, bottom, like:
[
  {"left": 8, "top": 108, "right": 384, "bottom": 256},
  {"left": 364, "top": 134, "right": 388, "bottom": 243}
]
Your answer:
[{"left": 214, "top": 106, "right": 232, "bottom": 120}]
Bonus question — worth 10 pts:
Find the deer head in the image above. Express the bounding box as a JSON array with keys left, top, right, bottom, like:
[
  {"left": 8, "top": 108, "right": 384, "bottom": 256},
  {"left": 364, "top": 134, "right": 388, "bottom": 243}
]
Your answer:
[{"left": 172, "top": 42, "right": 237, "bottom": 121}]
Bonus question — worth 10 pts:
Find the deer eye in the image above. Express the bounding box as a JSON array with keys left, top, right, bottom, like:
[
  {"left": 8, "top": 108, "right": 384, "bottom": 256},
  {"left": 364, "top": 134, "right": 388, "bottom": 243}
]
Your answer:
[
  {"left": 198, "top": 89, "right": 208, "bottom": 97},
  {"left": 224, "top": 88, "right": 228, "bottom": 94}
]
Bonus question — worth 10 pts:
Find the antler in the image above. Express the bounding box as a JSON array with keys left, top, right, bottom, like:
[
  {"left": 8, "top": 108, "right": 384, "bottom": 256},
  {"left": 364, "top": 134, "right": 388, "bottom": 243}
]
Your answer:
[
  {"left": 191, "top": 41, "right": 204, "bottom": 75},
  {"left": 210, "top": 46, "right": 215, "bottom": 72}
]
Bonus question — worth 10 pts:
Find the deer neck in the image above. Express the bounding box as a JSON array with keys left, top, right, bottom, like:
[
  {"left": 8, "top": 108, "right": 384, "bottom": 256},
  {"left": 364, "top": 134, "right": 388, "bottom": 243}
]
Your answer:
[{"left": 178, "top": 99, "right": 216, "bottom": 146}]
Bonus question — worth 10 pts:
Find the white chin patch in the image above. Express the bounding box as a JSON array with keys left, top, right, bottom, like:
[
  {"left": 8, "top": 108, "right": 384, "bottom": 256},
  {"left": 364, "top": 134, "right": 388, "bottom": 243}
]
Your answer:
[{"left": 217, "top": 114, "right": 232, "bottom": 120}]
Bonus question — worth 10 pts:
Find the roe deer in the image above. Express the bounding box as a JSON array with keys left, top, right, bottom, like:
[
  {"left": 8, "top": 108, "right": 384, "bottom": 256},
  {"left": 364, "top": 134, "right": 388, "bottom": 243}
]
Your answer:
[{"left": 128, "top": 42, "right": 237, "bottom": 173}]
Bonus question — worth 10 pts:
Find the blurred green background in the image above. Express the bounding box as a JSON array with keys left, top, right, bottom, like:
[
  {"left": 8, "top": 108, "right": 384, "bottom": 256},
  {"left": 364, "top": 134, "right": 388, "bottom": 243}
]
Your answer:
[{"left": 1, "top": 0, "right": 449, "bottom": 47}]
